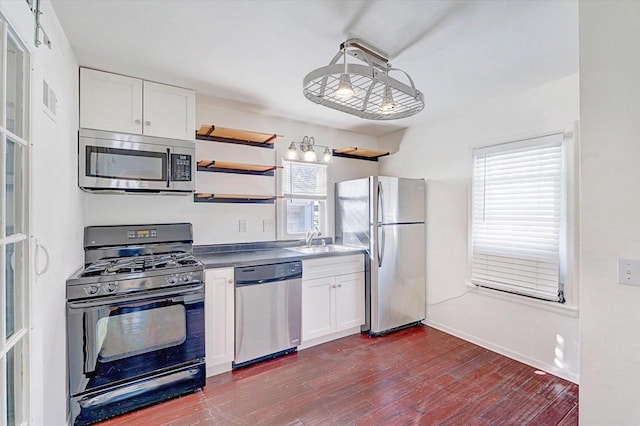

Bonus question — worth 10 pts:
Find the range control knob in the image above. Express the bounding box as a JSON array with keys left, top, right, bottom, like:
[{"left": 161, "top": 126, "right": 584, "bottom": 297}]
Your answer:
[
  {"left": 106, "top": 282, "right": 118, "bottom": 293},
  {"left": 86, "top": 285, "right": 100, "bottom": 295},
  {"left": 181, "top": 273, "right": 191, "bottom": 283},
  {"left": 166, "top": 275, "right": 178, "bottom": 285}
]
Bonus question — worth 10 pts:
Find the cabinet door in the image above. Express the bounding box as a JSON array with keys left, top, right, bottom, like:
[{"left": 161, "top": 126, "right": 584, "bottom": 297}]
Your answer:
[
  {"left": 143, "top": 81, "right": 195, "bottom": 140},
  {"left": 205, "top": 268, "right": 235, "bottom": 373},
  {"left": 302, "top": 277, "right": 335, "bottom": 341},
  {"left": 80, "top": 68, "right": 143, "bottom": 134},
  {"left": 335, "top": 272, "right": 365, "bottom": 332}
]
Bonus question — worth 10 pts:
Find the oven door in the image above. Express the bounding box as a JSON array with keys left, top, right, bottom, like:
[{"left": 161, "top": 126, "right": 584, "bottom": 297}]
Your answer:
[{"left": 67, "top": 283, "right": 204, "bottom": 397}]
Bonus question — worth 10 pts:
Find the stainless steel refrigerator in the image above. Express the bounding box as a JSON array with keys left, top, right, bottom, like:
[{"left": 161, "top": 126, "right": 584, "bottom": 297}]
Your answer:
[{"left": 335, "top": 176, "right": 426, "bottom": 335}]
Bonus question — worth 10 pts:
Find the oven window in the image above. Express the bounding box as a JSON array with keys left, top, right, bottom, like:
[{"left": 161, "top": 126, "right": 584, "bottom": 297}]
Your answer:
[
  {"left": 96, "top": 304, "right": 186, "bottom": 363},
  {"left": 86, "top": 146, "right": 167, "bottom": 181}
]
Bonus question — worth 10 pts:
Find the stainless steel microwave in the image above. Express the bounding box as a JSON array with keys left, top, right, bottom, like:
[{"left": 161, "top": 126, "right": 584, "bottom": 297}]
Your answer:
[{"left": 78, "top": 128, "right": 196, "bottom": 194}]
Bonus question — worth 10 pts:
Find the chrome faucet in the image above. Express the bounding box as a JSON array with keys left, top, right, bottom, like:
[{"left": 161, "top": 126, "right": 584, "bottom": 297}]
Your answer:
[{"left": 305, "top": 225, "right": 321, "bottom": 247}]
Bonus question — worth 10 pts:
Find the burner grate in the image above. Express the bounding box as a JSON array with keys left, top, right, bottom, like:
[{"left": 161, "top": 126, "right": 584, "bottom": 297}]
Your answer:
[{"left": 80, "top": 252, "right": 199, "bottom": 277}]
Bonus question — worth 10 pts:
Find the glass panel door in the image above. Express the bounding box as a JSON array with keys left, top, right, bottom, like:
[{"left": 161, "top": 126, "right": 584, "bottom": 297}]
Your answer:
[{"left": 0, "top": 18, "right": 30, "bottom": 426}]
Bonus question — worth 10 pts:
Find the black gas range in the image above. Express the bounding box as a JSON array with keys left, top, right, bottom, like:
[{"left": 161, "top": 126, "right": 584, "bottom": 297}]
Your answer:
[{"left": 66, "top": 223, "right": 205, "bottom": 426}]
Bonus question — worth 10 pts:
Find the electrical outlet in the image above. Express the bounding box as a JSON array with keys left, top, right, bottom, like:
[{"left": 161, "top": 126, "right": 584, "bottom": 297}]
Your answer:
[
  {"left": 238, "top": 219, "right": 248, "bottom": 233},
  {"left": 263, "top": 219, "right": 274, "bottom": 232},
  {"left": 617, "top": 258, "right": 640, "bottom": 285}
]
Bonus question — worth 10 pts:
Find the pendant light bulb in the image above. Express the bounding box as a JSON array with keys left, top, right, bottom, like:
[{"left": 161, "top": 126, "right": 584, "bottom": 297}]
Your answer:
[
  {"left": 335, "top": 74, "right": 355, "bottom": 99},
  {"left": 286, "top": 142, "right": 298, "bottom": 160},
  {"left": 380, "top": 85, "right": 396, "bottom": 113},
  {"left": 334, "top": 49, "right": 354, "bottom": 99},
  {"left": 323, "top": 147, "right": 332, "bottom": 163}
]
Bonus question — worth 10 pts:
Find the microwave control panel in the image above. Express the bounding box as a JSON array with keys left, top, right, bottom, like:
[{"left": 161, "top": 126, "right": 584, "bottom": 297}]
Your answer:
[{"left": 171, "top": 154, "right": 192, "bottom": 181}]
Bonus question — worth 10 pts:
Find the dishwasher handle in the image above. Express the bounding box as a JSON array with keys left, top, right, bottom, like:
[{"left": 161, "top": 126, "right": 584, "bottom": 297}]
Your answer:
[{"left": 235, "top": 274, "right": 301, "bottom": 287}]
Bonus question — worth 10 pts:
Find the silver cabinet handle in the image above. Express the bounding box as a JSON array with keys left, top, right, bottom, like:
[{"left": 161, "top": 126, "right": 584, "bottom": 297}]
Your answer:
[
  {"left": 145, "top": 121, "right": 151, "bottom": 126},
  {"left": 134, "top": 119, "right": 141, "bottom": 124},
  {"left": 35, "top": 239, "right": 50, "bottom": 277},
  {"left": 337, "top": 284, "right": 342, "bottom": 288}
]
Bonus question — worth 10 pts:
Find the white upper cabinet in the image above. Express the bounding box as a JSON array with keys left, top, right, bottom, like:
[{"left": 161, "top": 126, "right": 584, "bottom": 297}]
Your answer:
[
  {"left": 80, "top": 68, "right": 143, "bottom": 134},
  {"left": 143, "top": 80, "right": 195, "bottom": 140},
  {"left": 80, "top": 68, "right": 195, "bottom": 140}
]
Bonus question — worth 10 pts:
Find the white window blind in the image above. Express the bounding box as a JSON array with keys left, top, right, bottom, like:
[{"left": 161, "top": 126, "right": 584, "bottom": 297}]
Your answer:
[
  {"left": 283, "top": 161, "right": 327, "bottom": 199},
  {"left": 471, "top": 134, "right": 565, "bottom": 302}
]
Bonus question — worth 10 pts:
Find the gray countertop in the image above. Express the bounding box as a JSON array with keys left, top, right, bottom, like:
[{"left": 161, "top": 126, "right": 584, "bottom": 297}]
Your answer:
[{"left": 195, "top": 245, "right": 366, "bottom": 269}]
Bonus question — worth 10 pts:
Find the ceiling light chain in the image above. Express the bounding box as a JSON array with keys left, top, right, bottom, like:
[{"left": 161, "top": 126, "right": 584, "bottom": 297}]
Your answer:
[{"left": 303, "top": 38, "right": 424, "bottom": 120}]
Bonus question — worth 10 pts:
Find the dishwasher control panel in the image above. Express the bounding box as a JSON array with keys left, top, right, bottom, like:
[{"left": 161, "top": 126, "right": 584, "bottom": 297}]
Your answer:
[{"left": 235, "top": 261, "right": 302, "bottom": 286}]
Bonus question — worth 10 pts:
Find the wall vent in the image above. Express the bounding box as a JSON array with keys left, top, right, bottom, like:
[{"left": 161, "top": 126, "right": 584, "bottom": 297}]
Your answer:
[{"left": 43, "top": 79, "right": 57, "bottom": 117}]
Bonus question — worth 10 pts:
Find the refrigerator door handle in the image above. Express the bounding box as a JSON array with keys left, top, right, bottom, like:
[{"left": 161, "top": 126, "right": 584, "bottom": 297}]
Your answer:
[
  {"left": 377, "top": 181, "right": 385, "bottom": 223},
  {"left": 376, "top": 224, "right": 386, "bottom": 267}
]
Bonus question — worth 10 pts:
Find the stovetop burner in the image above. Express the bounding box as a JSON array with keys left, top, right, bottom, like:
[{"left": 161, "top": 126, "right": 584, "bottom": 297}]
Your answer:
[
  {"left": 81, "top": 252, "right": 199, "bottom": 277},
  {"left": 67, "top": 223, "right": 205, "bottom": 301}
]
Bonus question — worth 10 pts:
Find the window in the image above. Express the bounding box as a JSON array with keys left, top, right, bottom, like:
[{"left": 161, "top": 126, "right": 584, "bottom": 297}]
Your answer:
[
  {"left": 471, "top": 133, "right": 565, "bottom": 302},
  {"left": 280, "top": 161, "right": 327, "bottom": 237},
  {"left": 1, "top": 19, "right": 30, "bottom": 426}
]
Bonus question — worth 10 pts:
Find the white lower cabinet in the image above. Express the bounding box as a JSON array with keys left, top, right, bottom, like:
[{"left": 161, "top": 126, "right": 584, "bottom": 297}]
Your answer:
[
  {"left": 335, "top": 272, "right": 365, "bottom": 331},
  {"left": 302, "top": 276, "right": 336, "bottom": 340},
  {"left": 204, "top": 268, "right": 234, "bottom": 376},
  {"left": 301, "top": 254, "right": 365, "bottom": 344}
]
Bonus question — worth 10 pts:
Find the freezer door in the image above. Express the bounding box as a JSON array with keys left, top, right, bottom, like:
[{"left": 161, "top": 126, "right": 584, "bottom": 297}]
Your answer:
[
  {"left": 371, "top": 223, "right": 426, "bottom": 334},
  {"left": 335, "top": 177, "right": 371, "bottom": 248},
  {"left": 375, "top": 176, "right": 425, "bottom": 224}
]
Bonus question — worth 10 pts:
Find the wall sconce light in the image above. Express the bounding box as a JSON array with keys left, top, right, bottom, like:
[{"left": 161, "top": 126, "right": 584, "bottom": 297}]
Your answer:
[
  {"left": 286, "top": 142, "right": 298, "bottom": 160},
  {"left": 285, "top": 136, "right": 332, "bottom": 163}
]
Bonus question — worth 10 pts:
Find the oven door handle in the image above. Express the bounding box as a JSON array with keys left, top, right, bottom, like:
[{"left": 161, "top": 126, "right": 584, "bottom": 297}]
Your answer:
[{"left": 67, "top": 283, "right": 204, "bottom": 310}]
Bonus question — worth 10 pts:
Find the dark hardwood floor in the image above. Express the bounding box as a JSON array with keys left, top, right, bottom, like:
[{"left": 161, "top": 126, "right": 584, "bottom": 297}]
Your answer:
[{"left": 99, "top": 326, "right": 578, "bottom": 425}]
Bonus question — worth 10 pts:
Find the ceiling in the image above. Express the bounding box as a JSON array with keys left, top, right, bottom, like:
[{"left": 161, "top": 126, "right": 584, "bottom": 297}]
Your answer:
[{"left": 50, "top": 0, "right": 578, "bottom": 136}]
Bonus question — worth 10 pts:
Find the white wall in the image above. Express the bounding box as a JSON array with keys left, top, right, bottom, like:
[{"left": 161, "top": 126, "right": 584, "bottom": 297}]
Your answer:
[
  {"left": 379, "top": 74, "right": 580, "bottom": 382},
  {"left": 84, "top": 93, "right": 380, "bottom": 244},
  {"left": 579, "top": 2, "right": 640, "bottom": 424},
  {"left": 0, "top": 1, "right": 83, "bottom": 425}
]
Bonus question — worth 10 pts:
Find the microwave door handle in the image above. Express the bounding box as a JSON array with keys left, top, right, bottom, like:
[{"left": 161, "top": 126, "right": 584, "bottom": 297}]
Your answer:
[{"left": 166, "top": 148, "right": 171, "bottom": 188}]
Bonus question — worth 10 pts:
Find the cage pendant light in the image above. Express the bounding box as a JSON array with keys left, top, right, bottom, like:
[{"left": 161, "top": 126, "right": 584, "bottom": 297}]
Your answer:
[{"left": 303, "top": 38, "right": 425, "bottom": 120}]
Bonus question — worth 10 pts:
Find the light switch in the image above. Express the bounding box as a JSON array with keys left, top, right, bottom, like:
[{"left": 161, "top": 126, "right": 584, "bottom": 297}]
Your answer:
[
  {"left": 617, "top": 258, "right": 640, "bottom": 285},
  {"left": 263, "top": 219, "right": 274, "bottom": 232},
  {"left": 239, "top": 219, "right": 248, "bottom": 233}
]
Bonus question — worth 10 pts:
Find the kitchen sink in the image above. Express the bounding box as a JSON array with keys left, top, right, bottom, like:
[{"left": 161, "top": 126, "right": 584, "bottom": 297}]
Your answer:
[{"left": 285, "top": 245, "right": 356, "bottom": 254}]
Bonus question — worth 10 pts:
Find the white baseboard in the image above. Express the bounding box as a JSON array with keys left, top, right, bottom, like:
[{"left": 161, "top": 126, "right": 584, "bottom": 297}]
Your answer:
[
  {"left": 298, "top": 326, "right": 362, "bottom": 351},
  {"left": 206, "top": 362, "right": 232, "bottom": 378},
  {"left": 424, "top": 319, "right": 579, "bottom": 384}
]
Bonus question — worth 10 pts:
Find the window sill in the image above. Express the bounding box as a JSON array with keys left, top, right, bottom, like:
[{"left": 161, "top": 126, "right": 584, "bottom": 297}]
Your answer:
[{"left": 464, "top": 282, "right": 579, "bottom": 318}]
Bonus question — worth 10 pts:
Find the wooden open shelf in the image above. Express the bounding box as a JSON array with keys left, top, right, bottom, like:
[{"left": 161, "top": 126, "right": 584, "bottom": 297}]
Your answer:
[
  {"left": 197, "top": 160, "right": 277, "bottom": 176},
  {"left": 196, "top": 125, "right": 282, "bottom": 149},
  {"left": 194, "top": 193, "right": 276, "bottom": 204},
  {"left": 332, "top": 147, "right": 390, "bottom": 162}
]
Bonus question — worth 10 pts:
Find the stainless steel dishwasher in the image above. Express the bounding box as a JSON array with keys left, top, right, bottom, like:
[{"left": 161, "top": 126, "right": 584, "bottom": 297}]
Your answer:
[{"left": 234, "top": 261, "right": 302, "bottom": 368}]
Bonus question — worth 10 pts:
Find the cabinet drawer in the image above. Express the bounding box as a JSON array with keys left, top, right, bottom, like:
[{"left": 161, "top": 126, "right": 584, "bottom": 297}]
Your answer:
[{"left": 302, "top": 254, "right": 364, "bottom": 280}]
